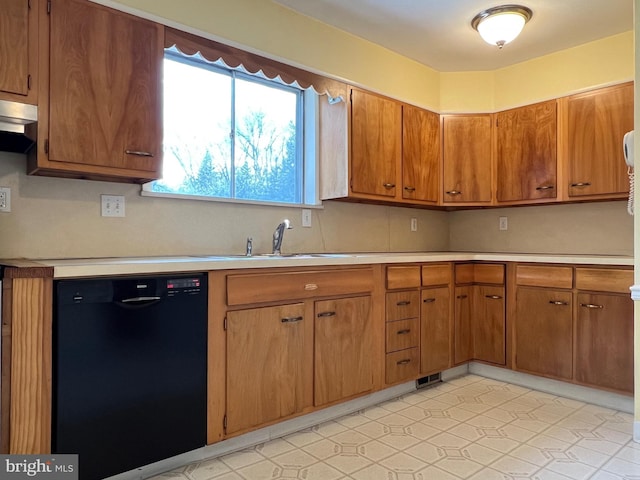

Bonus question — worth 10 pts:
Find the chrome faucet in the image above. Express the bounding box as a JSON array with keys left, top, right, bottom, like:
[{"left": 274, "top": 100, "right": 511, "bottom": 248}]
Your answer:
[{"left": 272, "top": 219, "right": 292, "bottom": 255}]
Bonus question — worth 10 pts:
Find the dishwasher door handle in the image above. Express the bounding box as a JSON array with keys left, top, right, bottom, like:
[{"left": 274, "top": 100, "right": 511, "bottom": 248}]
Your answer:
[
  {"left": 115, "top": 296, "right": 163, "bottom": 309},
  {"left": 121, "top": 296, "right": 162, "bottom": 303}
]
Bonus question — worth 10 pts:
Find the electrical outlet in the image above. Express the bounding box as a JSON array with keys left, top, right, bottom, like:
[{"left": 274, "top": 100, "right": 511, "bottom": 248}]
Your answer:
[
  {"left": 301, "top": 209, "right": 312, "bottom": 227},
  {"left": 410, "top": 217, "right": 418, "bottom": 232},
  {"left": 499, "top": 216, "right": 508, "bottom": 231},
  {"left": 101, "top": 195, "right": 125, "bottom": 217},
  {"left": 0, "top": 187, "right": 11, "bottom": 212}
]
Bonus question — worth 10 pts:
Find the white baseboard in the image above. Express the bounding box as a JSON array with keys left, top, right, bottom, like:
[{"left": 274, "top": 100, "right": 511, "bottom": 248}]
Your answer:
[{"left": 469, "top": 362, "right": 634, "bottom": 414}]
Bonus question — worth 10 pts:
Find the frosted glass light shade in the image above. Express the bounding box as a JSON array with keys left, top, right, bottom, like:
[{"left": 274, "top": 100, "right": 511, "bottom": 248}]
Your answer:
[{"left": 471, "top": 5, "right": 532, "bottom": 49}]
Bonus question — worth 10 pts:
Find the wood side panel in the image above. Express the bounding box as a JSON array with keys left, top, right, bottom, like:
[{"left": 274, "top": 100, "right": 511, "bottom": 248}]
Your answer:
[
  {"left": 420, "top": 286, "right": 451, "bottom": 374},
  {"left": 442, "top": 115, "right": 493, "bottom": 204},
  {"left": 207, "top": 271, "right": 226, "bottom": 444},
  {"left": 575, "top": 268, "right": 633, "bottom": 294},
  {"left": 386, "top": 266, "right": 421, "bottom": 290},
  {"left": 516, "top": 265, "right": 573, "bottom": 289},
  {"left": 385, "top": 318, "right": 420, "bottom": 353},
  {"left": 350, "top": 88, "right": 401, "bottom": 198},
  {"left": 473, "top": 264, "right": 505, "bottom": 284},
  {"left": 319, "top": 97, "right": 349, "bottom": 199},
  {"left": 421, "top": 263, "right": 452, "bottom": 286},
  {"left": 0, "top": 0, "right": 29, "bottom": 96},
  {"left": 385, "top": 290, "right": 420, "bottom": 322},
  {"left": 9, "top": 277, "right": 52, "bottom": 454},
  {"left": 1, "top": 279, "right": 13, "bottom": 454},
  {"left": 227, "top": 268, "right": 374, "bottom": 305},
  {"left": 402, "top": 105, "right": 440, "bottom": 203},
  {"left": 385, "top": 348, "right": 419, "bottom": 385}
]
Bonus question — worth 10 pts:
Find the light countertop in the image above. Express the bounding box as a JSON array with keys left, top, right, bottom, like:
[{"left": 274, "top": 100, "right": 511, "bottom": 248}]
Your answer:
[{"left": 5, "top": 252, "right": 634, "bottom": 278}]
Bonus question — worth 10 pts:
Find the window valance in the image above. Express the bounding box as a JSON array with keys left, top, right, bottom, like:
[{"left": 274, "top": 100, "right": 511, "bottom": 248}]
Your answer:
[{"left": 164, "top": 28, "right": 347, "bottom": 101}]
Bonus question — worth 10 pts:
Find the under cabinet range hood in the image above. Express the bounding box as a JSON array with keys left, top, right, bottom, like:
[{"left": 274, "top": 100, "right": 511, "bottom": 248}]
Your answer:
[{"left": 0, "top": 100, "right": 37, "bottom": 154}]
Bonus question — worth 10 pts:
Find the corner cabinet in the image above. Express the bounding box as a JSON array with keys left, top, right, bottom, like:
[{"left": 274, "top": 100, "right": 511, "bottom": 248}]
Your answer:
[
  {"left": 562, "top": 82, "right": 633, "bottom": 200},
  {"left": 496, "top": 100, "right": 557, "bottom": 204},
  {"left": 0, "top": 0, "right": 38, "bottom": 103},
  {"left": 28, "top": 0, "right": 163, "bottom": 183}
]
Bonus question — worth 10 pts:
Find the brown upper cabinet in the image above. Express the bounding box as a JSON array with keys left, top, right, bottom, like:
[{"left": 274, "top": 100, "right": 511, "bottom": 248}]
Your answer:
[
  {"left": 562, "top": 82, "right": 633, "bottom": 200},
  {"left": 442, "top": 114, "right": 493, "bottom": 205},
  {"left": 28, "top": 0, "right": 163, "bottom": 183},
  {"left": 0, "top": 0, "right": 38, "bottom": 103},
  {"left": 496, "top": 100, "right": 558, "bottom": 203}
]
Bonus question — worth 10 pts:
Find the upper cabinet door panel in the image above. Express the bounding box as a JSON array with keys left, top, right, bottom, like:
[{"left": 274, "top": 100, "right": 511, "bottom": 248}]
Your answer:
[
  {"left": 0, "top": 0, "right": 30, "bottom": 97},
  {"left": 442, "top": 115, "right": 492, "bottom": 203},
  {"left": 350, "top": 88, "right": 401, "bottom": 197},
  {"left": 48, "top": 0, "right": 162, "bottom": 172},
  {"left": 402, "top": 105, "right": 439, "bottom": 203},
  {"left": 566, "top": 83, "right": 633, "bottom": 197},
  {"left": 496, "top": 100, "right": 557, "bottom": 202}
]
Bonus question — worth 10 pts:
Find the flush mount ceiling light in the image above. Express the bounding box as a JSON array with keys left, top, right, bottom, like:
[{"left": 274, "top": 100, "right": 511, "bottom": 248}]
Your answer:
[{"left": 471, "top": 5, "right": 533, "bottom": 49}]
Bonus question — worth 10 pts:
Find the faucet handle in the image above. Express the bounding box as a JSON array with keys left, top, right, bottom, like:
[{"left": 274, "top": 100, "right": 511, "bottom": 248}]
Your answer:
[{"left": 246, "top": 237, "right": 253, "bottom": 257}]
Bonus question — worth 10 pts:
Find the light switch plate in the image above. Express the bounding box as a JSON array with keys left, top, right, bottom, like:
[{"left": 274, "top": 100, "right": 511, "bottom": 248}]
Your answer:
[
  {"left": 302, "top": 209, "right": 312, "bottom": 227},
  {"left": 101, "top": 195, "right": 125, "bottom": 217},
  {"left": 0, "top": 187, "right": 10, "bottom": 212}
]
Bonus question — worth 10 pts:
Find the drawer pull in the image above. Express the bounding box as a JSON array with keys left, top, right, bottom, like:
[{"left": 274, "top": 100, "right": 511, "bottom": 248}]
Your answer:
[
  {"left": 125, "top": 149, "right": 154, "bottom": 157},
  {"left": 317, "top": 311, "right": 336, "bottom": 317},
  {"left": 423, "top": 298, "right": 436, "bottom": 303},
  {"left": 281, "top": 316, "right": 303, "bottom": 323},
  {"left": 570, "top": 182, "right": 591, "bottom": 188},
  {"left": 397, "top": 329, "right": 411, "bottom": 335},
  {"left": 396, "top": 359, "right": 411, "bottom": 366},
  {"left": 404, "top": 186, "right": 416, "bottom": 192},
  {"left": 382, "top": 183, "right": 396, "bottom": 189},
  {"left": 457, "top": 294, "right": 468, "bottom": 299},
  {"left": 536, "top": 185, "right": 555, "bottom": 191},
  {"left": 549, "top": 300, "right": 569, "bottom": 306},
  {"left": 445, "top": 190, "right": 462, "bottom": 195},
  {"left": 580, "top": 303, "right": 604, "bottom": 309},
  {"left": 304, "top": 283, "right": 318, "bottom": 291},
  {"left": 485, "top": 295, "right": 502, "bottom": 300},
  {"left": 396, "top": 300, "right": 411, "bottom": 306}
]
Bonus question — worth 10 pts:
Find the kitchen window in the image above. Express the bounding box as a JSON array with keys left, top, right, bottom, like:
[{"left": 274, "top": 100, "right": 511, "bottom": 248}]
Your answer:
[{"left": 143, "top": 50, "right": 317, "bottom": 206}]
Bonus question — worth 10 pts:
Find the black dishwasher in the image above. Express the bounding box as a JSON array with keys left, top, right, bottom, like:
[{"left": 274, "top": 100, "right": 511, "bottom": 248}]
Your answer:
[{"left": 53, "top": 273, "right": 208, "bottom": 480}]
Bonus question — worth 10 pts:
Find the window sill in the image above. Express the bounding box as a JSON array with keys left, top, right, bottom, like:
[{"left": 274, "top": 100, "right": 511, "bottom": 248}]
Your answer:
[{"left": 140, "top": 189, "right": 324, "bottom": 209}]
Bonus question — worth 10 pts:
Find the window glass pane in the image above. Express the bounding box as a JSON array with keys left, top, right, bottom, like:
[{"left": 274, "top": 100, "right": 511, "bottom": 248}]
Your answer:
[
  {"left": 155, "top": 57, "right": 232, "bottom": 197},
  {"left": 234, "top": 77, "right": 300, "bottom": 203}
]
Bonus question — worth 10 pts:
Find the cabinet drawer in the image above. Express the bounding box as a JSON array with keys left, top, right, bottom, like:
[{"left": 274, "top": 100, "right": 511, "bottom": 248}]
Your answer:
[
  {"left": 386, "top": 318, "right": 419, "bottom": 353},
  {"left": 422, "top": 264, "right": 451, "bottom": 286},
  {"left": 227, "top": 268, "right": 373, "bottom": 305},
  {"left": 516, "top": 265, "right": 573, "bottom": 289},
  {"left": 386, "top": 266, "right": 421, "bottom": 289},
  {"left": 575, "top": 268, "right": 633, "bottom": 294},
  {"left": 386, "top": 290, "right": 420, "bottom": 321},
  {"left": 385, "top": 348, "right": 419, "bottom": 384}
]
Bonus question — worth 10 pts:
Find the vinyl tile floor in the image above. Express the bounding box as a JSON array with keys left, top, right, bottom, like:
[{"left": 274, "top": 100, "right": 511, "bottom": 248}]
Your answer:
[{"left": 151, "top": 375, "right": 639, "bottom": 480}]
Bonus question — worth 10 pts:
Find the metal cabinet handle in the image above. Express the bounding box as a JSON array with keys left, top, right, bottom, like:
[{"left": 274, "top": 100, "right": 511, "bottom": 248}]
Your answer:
[
  {"left": 125, "top": 150, "right": 154, "bottom": 157},
  {"left": 396, "top": 359, "right": 411, "bottom": 365},
  {"left": 404, "top": 186, "right": 416, "bottom": 192},
  {"left": 446, "top": 190, "right": 462, "bottom": 195},
  {"left": 120, "top": 296, "right": 162, "bottom": 303},
  {"left": 485, "top": 295, "right": 503, "bottom": 300},
  {"left": 549, "top": 300, "right": 569, "bottom": 306},
  {"left": 317, "top": 311, "right": 337, "bottom": 317},
  {"left": 281, "top": 316, "right": 303, "bottom": 323},
  {"left": 536, "top": 185, "right": 555, "bottom": 191},
  {"left": 457, "top": 294, "right": 468, "bottom": 299},
  {"left": 580, "top": 303, "right": 604, "bottom": 309},
  {"left": 396, "top": 300, "right": 411, "bottom": 306},
  {"left": 570, "top": 182, "right": 592, "bottom": 188},
  {"left": 397, "top": 329, "right": 411, "bottom": 335},
  {"left": 382, "top": 183, "right": 396, "bottom": 189},
  {"left": 423, "top": 298, "right": 436, "bottom": 303}
]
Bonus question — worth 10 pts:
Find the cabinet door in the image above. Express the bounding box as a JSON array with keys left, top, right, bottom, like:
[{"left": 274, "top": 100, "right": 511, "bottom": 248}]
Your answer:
[
  {"left": 473, "top": 286, "right": 505, "bottom": 365},
  {"left": 47, "top": 0, "right": 162, "bottom": 174},
  {"left": 515, "top": 288, "right": 572, "bottom": 380},
  {"left": 454, "top": 286, "right": 473, "bottom": 364},
  {"left": 421, "top": 287, "right": 451, "bottom": 374},
  {"left": 402, "top": 105, "right": 439, "bottom": 203},
  {"left": 350, "top": 88, "right": 401, "bottom": 197},
  {"left": 442, "top": 115, "right": 492, "bottom": 203},
  {"left": 0, "top": 0, "right": 30, "bottom": 97},
  {"left": 314, "top": 296, "right": 373, "bottom": 406},
  {"left": 496, "top": 101, "right": 557, "bottom": 202},
  {"left": 226, "top": 303, "right": 306, "bottom": 434},
  {"left": 566, "top": 83, "right": 633, "bottom": 198},
  {"left": 575, "top": 293, "right": 634, "bottom": 393}
]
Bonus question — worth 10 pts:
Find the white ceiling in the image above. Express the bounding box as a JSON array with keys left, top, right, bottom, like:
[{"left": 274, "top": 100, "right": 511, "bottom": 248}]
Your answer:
[{"left": 273, "top": 0, "right": 633, "bottom": 71}]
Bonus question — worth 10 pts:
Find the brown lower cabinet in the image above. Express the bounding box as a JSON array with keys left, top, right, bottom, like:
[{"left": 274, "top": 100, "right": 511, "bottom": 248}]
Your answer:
[{"left": 420, "top": 287, "right": 451, "bottom": 374}]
